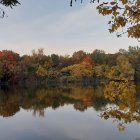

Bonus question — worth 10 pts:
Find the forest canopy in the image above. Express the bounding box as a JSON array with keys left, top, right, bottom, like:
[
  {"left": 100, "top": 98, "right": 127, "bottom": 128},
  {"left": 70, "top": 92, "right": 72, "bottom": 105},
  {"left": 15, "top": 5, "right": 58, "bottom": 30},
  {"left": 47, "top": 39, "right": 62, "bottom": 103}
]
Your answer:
[{"left": 0, "top": 47, "right": 139, "bottom": 84}]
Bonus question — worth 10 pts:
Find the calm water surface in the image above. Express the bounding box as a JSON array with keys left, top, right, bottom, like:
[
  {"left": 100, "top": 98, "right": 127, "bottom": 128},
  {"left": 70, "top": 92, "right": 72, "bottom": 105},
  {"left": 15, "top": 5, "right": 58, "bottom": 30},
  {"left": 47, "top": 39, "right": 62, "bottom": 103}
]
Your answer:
[{"left": 0, "top": 83, "right": 139, "bottom": 140}]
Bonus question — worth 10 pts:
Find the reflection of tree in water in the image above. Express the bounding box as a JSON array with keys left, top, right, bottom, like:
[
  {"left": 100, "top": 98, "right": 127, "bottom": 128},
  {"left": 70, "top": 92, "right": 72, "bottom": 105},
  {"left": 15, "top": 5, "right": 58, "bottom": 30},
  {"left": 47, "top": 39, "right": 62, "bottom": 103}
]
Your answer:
[
  {"left": 74, "top": 102, "right": 87, "bottom": 112},
  {"left": 0, "top": 85, "right": 109, "bottom": 117},
  {"left": 135, "top": 138, "right": 140, "bottom": 140},
  {"left": 93, "top": 86, "right": 109, "bottom": 111},
  {"left": 0, "top": 83, "right": 140, "bottom": 131},
  {"left": 0, "top": 90, "right": 20, "bottom": 117},
  {"left": 101, "top": 81, "right": 140, "bottom": 131}
]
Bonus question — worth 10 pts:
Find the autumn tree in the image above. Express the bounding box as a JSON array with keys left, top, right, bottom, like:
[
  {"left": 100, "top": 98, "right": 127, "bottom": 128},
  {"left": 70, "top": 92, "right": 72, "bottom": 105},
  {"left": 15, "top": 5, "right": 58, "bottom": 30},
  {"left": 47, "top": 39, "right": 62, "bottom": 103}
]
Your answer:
[
  {"left": 101, "top": 81, "right": 140, "bottom": 131},
  {"left": 0, "top": 48, "right": 139, "bottom": 84},
  {"left": 82, "top": 56, "right": 94, "bottom": 66},
  {"left": 72, "top": 50, "right": 87, "bottom": 64},
  {"left": 36, "top": 65, "right": 47, "bottom": 78},
  {"left": 0, "top": 50, "right": 20, "bottom": 83},
  {"left": 71, "top": 0, "right": 140, "bottom": 40},
  {"left": 61, "top": 63, "right": 93, "bottom": 78},
  {"left": 94, "top": 64, "right": 108, "bottom": 77},
  {"left": 106, "top": 55, "right": 135, "bottom": 81},
  {"left": 116, "top": 55, "right": 135, "bottom": 80},
  {"left": 59, "top": 55, "right": 73, "bottom": 68}
]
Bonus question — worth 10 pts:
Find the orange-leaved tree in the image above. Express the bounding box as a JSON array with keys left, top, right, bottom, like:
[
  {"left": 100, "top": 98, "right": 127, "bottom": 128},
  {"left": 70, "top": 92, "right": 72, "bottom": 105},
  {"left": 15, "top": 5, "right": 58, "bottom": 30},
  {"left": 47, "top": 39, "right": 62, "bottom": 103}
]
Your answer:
[{"left": 71, "top": 0, "right": 140, "bottom": 40}]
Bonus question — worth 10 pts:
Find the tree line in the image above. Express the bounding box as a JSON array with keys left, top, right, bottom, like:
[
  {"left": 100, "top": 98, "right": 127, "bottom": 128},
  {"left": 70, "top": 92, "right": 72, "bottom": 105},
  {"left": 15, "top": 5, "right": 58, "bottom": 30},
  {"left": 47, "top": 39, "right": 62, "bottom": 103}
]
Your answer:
[{"left": 0, "top": 46, "right": 140, "bottom": 84}]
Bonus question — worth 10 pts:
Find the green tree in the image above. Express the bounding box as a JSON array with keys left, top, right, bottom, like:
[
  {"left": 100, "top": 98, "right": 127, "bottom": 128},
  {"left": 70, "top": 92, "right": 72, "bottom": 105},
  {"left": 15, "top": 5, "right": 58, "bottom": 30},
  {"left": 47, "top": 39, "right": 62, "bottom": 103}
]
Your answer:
[
  {"left": 91, "top": 49, "right": 106, "bottom": 64},
  {"left": 51, "top": 54, "right": 60, "bottom": 67}
]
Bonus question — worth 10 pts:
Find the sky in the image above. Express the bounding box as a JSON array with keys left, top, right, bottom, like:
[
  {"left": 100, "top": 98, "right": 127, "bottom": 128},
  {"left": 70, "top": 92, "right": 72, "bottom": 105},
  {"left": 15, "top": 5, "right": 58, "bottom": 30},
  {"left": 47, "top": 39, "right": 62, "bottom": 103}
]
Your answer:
[{"left": 0, "top": 0, "right": 139, "bottom": 56}]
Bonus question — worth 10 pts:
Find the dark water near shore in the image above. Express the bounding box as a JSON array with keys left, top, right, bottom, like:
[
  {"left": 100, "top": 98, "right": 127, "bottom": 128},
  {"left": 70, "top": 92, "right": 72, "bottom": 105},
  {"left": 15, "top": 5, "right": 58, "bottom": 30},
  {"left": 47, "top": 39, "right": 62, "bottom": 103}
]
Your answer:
[{"left": 0, "top": 83, "right": 139, "bottom": 140}]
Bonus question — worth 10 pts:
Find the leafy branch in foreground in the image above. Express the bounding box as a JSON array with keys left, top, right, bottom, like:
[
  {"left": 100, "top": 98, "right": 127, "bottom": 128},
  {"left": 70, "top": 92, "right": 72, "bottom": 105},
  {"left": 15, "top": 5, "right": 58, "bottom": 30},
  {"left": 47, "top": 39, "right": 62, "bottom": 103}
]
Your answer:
[
  {"left": 70, "top": 0, "right": 140, "bottom": 40},
  {"left": 0, "top": 0, "right": 20, "bottom": 7},
  {"left": 101, "top": 81, "right": 140, "bottom": 131},
  {"left": 0, "top": 0, "right": 139, "bottom": 40},
  {"left": 0, "top": 0, "right": 20, "bottom": 17}
]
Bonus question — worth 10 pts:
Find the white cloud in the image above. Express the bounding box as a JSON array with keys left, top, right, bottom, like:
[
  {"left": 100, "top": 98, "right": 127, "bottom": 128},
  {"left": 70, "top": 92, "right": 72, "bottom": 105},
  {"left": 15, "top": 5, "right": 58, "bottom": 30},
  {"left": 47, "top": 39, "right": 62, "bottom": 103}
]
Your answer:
[
  {"left": 47, "top": 4, "right": 101, "bottom": 34},
  {"left": 0, "top": 1, "right": 138, "bottom": 55}
]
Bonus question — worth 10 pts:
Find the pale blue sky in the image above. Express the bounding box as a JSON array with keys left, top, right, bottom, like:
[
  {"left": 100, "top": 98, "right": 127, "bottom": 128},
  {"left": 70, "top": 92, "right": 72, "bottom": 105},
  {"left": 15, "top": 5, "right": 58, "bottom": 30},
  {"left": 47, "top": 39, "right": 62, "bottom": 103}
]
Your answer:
[{"left": 0, "top": 0, "right": 139, "bottom": 56}]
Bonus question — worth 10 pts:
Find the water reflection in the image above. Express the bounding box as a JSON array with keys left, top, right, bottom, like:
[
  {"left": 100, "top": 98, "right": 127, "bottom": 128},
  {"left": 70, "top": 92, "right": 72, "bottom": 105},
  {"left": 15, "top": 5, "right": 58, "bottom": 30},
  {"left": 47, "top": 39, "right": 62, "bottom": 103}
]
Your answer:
[
  {"left": 0, "top": 85, "right": 109, "bottom": 117},
  {"left": 0, "top": 83, "right": 139, "bottom": 132}
]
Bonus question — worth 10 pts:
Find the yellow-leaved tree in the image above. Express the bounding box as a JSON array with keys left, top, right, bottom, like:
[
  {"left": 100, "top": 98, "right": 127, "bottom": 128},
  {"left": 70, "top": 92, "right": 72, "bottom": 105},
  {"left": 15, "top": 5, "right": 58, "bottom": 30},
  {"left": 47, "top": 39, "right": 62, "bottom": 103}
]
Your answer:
[
  {"left": 101, "top": 81, "right": 140, "bottom": 131},
  {"left": 71, "top": 0, "right": 140, "bottom": 40}
]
